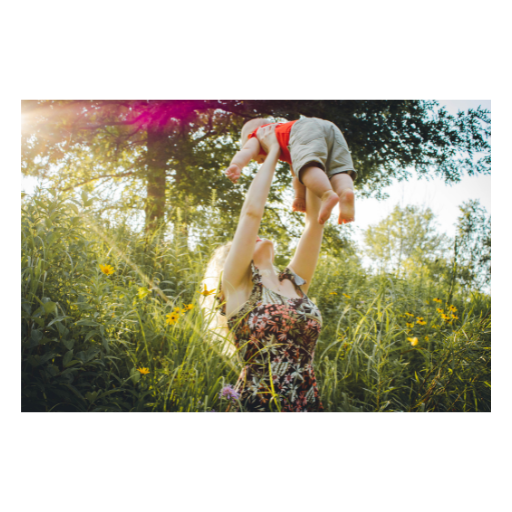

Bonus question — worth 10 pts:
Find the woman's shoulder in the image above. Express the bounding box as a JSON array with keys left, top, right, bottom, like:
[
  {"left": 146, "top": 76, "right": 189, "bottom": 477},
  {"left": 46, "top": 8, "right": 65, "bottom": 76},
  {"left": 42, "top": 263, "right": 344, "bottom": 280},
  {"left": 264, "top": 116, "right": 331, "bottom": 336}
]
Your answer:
[{"left": 221, "top": 263, "right": 260, "bottom": 319}]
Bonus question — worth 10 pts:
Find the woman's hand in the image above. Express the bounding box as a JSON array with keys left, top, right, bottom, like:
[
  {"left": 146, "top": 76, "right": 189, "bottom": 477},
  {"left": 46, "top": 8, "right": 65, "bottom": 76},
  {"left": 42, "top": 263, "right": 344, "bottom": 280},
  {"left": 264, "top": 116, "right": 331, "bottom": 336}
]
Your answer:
[{"left": 256, "top": 124, "right": 280, "bottom": 156}]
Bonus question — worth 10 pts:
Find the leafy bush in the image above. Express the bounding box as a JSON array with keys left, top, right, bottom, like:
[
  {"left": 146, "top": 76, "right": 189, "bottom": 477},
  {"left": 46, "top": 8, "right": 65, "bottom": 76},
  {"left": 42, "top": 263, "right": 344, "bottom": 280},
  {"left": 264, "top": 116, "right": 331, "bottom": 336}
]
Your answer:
[{"left": 21, "top": 190, "right": 239, "bottom": 412}]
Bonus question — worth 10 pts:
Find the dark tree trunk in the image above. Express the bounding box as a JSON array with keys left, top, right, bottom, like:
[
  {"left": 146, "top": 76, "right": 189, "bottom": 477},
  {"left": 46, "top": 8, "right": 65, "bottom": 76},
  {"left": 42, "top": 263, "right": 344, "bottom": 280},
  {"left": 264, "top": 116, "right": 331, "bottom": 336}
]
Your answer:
[{"left": 145, "top": 126, "right": 168, "bottom": 234}]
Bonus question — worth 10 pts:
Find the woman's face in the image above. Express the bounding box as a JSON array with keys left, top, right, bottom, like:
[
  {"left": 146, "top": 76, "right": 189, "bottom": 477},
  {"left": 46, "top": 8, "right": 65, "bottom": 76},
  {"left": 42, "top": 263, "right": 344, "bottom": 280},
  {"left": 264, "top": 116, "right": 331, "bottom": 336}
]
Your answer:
[{"left": 253, "top": 236, "right": 274, "bottom": 263}]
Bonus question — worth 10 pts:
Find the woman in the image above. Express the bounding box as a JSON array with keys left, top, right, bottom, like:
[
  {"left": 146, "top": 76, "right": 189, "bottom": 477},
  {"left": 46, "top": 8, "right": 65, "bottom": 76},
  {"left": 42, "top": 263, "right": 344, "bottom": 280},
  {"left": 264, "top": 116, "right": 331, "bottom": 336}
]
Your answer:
[{"left": 214, "top": 125, "right": 326, "bottom": 412}]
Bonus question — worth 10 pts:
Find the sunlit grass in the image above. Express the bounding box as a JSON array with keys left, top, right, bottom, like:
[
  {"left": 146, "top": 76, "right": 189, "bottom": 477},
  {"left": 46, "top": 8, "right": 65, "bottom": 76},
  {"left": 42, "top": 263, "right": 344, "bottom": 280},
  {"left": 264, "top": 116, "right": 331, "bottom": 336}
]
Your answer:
[{"left": 21, "top": 190, "right": 491, "bottom": 412}]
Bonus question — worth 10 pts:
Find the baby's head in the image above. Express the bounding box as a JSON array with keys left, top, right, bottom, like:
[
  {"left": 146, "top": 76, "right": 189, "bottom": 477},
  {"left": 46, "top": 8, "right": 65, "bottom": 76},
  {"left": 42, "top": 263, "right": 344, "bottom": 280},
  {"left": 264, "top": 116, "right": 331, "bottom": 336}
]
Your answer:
[{"left": 240, "top": 118, "right": 271, "bottom": 149}]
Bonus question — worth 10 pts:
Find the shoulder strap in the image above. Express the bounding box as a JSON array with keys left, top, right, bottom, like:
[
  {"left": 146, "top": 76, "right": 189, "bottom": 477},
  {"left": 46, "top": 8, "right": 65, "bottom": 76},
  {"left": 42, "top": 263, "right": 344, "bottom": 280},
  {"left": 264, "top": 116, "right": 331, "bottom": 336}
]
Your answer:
[
  {"left": 250, "top": 262, "right": 263, "bottom": 285},
  {"left": 279, "top": 267, "right": 307, "bottom": 287}
]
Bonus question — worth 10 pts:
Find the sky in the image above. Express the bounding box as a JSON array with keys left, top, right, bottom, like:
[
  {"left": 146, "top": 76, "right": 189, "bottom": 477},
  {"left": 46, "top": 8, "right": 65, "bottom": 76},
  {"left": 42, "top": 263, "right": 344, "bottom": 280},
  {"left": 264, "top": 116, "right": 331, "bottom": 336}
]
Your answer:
[{"left": 348, "top": 100, "right": 491, "bottom": 254}]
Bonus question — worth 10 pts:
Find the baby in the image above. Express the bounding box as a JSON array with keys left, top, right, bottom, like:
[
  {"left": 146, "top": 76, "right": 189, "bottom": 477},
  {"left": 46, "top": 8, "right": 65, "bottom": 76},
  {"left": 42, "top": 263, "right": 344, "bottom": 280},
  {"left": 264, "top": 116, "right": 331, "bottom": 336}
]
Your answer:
[{"left": 225, "top": 117, "right": 356, "bottom": 225}]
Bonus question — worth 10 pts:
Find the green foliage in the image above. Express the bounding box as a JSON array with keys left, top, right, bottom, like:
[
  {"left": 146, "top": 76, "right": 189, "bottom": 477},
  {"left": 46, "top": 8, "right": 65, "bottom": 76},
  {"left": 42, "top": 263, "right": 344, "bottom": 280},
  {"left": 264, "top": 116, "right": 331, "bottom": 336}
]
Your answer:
[
  {"left": 452, "top": 199, "right": 491, "bottom": 291},
  {"left": 22, "top": 190, "right": 491, "bottom": 412},
  {"left": 364, "top": 204, "right": 450, "bottom": 275},
  {"left": 21, "top": 100, "right": 491, "bottom": 235},
  {"left": 309, "top": 256, "right": 491, "bottom": 412},
  {"left": 22, "top": 190, "right": 239, "bottom": 412}
]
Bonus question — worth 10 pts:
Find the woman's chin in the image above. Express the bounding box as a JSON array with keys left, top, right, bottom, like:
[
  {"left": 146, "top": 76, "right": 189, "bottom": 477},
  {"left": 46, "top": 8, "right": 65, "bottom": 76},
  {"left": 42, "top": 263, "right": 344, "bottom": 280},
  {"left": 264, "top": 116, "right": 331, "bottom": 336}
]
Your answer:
[{"left": 254, "top": 240, "right": 274, "bottom": 261}]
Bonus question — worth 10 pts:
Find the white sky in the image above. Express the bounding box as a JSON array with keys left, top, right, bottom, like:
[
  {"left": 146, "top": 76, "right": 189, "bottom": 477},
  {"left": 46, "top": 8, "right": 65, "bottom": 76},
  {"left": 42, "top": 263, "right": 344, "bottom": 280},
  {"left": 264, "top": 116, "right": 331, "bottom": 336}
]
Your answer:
[{"left": 349, "top": 100, "right": 491, "bottom": 250}]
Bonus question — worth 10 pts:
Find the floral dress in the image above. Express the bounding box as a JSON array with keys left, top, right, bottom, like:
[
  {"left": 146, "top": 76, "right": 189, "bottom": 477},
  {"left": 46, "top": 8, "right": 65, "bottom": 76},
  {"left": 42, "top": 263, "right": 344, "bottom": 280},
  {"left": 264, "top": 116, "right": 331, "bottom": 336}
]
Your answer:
[{"left": 219, "top": 263, "right": 324, "bottom": 412}]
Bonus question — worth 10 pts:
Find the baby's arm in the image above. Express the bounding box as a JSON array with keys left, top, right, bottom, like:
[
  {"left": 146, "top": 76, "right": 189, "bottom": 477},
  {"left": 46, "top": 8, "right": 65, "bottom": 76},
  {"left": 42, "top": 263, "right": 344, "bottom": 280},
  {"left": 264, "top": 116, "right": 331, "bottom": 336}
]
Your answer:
[{"left": 225, "top": 137, "right": 261, "bottom": 183}]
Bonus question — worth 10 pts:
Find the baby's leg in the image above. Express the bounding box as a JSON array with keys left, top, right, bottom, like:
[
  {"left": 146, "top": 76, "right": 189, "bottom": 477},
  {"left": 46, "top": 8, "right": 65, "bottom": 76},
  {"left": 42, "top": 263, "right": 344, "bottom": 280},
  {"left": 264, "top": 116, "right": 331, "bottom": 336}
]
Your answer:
[
  {"left": 292, "top": 176, "right": 307, "bottom": 213},
  {"left": 330, "top": 172, "right": 355, "bottom": 224},
  {"left": 300, "top": 165, "right": 339, "bottom": 225}
]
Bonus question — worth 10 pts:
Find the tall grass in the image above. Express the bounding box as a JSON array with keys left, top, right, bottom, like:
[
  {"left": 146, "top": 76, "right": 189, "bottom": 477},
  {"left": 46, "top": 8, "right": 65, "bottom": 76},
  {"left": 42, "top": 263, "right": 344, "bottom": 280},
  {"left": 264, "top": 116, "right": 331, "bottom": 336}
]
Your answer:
[
  {"left": 21, "top": 191, "right": 491, "bottom": 412},
  {"left": 311, "top": 258, "right": 491, "bottom": 411}
]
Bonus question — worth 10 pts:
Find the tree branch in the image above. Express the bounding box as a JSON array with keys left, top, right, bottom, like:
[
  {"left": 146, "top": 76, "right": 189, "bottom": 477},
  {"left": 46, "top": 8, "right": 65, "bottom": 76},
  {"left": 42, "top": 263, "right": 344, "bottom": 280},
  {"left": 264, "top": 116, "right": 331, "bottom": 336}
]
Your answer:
[
  {"left": 60, "top": 170, "right": 139, "bottom": 191},
  {"left": 73, "top": 112, "right": 148, "bottom": 131}
]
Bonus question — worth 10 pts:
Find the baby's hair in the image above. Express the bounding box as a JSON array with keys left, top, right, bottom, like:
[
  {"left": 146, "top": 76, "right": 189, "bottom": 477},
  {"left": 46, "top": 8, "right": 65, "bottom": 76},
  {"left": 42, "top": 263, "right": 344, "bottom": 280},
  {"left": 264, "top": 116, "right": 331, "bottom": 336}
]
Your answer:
[{"left": 240, "top": 118, "right": 272, "bottom": 148}]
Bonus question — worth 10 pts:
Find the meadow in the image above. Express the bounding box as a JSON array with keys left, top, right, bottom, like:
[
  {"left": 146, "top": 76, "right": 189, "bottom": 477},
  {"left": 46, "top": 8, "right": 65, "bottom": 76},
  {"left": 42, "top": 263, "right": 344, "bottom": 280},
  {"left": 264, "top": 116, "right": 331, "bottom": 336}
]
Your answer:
[{"left": 21, "top": 190, "right": 491, "bottom": 412}]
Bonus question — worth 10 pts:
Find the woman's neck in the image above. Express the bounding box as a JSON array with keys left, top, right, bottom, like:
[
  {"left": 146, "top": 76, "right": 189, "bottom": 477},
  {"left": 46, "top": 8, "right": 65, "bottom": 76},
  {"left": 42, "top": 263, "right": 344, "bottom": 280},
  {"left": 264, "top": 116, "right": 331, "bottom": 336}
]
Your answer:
[{"left": 254, "top": 260, "right": 277, "bottom": 280}]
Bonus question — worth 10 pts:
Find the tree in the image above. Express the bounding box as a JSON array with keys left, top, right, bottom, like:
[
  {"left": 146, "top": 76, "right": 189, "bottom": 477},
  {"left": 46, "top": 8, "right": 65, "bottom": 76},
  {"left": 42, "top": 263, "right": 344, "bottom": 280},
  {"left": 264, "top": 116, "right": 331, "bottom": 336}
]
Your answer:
[
  {"left": 448, "top": 199, "right": 491, "bottom": 295},
  {"left": 364, "top": 205, "right": 450, "bottom": 276},
  {"left": 22, "top": 101, "right": 240, "bottom": 236},
  {"left": 21, "top": 100, "right": 491, "bottom": 238}
]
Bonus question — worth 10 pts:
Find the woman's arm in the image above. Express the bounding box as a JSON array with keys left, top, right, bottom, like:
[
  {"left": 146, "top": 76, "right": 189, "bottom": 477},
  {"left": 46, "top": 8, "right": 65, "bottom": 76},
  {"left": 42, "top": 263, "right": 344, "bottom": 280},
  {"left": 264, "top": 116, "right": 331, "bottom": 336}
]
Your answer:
[
  {"left": 288, "top": 191, "right": 324, "bottom": 294},
  {"left": 222, "top": 126, "right": 280, "bottom": 297}
]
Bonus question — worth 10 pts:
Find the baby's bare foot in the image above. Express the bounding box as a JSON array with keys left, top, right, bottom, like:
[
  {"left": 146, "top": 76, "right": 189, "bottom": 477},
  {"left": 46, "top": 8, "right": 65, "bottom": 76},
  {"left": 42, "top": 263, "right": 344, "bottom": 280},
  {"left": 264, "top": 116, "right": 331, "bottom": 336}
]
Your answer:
[
  {"left": 318, "top": 190, "right": 339, "bottom": 225},
  {"left": 338, "top": 189, "right": 355, "bottom": 224},
  {"left": 292, "top": 197, "right": 306, "bottom": 213}
]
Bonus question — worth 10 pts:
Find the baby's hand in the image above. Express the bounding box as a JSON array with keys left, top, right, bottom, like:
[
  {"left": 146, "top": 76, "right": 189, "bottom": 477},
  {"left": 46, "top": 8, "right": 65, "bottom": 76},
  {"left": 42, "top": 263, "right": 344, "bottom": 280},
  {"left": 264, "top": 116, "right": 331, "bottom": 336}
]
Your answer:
[{"left": 225, "top": 164, "right": 241, "bottom": 183}]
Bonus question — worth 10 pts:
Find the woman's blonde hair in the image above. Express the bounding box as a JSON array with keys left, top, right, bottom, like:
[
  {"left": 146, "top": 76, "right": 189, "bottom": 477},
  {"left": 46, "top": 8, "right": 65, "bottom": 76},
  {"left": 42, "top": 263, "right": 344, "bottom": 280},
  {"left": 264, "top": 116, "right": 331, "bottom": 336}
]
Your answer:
[
  {"left": 201, "top": 238, "right": 280, "bottom": 358},
  {"left": 201, "top": 242, "right": 235, "bottom": 357},
  {"left": 240, "top": 118, "right": 271, "bottom": 148}
]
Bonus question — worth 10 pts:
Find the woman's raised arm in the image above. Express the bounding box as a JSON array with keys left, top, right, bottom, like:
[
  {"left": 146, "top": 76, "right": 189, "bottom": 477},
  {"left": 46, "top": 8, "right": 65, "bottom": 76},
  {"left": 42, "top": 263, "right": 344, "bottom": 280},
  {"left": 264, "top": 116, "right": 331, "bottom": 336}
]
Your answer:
[
  {"left": 288, "top": 190, "right": 325, "bottom": 294},
  {"left": 222, "top": 125, "right": 281, "bottom": 297}
]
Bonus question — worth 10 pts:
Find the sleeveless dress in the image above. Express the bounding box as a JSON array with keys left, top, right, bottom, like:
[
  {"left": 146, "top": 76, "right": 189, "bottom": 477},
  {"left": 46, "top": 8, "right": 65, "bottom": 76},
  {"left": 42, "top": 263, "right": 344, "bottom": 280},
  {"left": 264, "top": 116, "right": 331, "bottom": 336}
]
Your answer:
[{"left": 219, "top": 263, "right": 324, "bottom": 412}]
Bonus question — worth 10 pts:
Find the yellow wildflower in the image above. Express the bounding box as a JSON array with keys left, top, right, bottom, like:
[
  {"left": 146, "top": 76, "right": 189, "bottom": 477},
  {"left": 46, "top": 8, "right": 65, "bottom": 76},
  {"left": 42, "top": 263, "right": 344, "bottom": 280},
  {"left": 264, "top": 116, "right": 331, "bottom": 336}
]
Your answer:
[
  {"left": 425, "top": 335, "right": 429, "bottom": 341},
  {"left": 436, "top": 308, "right": 444, "bottom": 314},
  {"left": 137, "top": 367, "right": 150, "bottom": 375},
  {"left": 416, "top": 317, "right": 424, "bottom": 321},
  {"left": 184, "top": 304, "right": 194, "bottom": 311},
  {"left": 406, "top": 322, "right": 414, "bottom": 329},
  {"left": 417, "top": 319, "right": 427, "bottom": 325},
  {"left": 451, "top": 314, "right": 459, "bottom": 320},
  {"left": 99, "top": 264, "right": 115, "bottom": 276},
  {"left": 449, "top": 305, "right": 457, "bottom": 312},
  {"left": 408, "top": 337, "right": 419, "bottom": 347},
  {"left": 433, "top": 298, "right": 442, "bottom": 303},
  {"left": 173, "top": 306, "right": 185, "bottom": 314},
  {"left": 200, "top": 284, "right": 216, "bottom": 297},
  {"left": 329, "top": 292, "right": 338, "bottom": 295},
  {"left": 342, "top": 293, "right": 351, "bottom": 299},
  {"left": 166, "top": 312, "right": 180, "bottom": 325}
]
